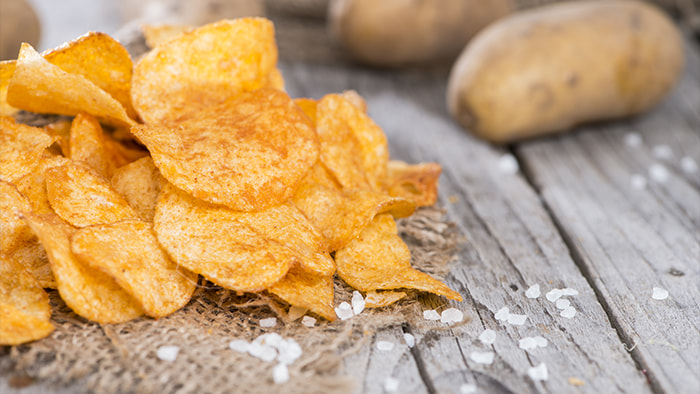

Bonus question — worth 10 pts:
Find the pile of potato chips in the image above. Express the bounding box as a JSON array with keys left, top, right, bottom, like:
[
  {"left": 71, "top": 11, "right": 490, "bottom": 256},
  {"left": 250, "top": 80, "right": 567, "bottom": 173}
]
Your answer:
[{"left": 0, "top": 18, "right": 461, "bottom": 346}]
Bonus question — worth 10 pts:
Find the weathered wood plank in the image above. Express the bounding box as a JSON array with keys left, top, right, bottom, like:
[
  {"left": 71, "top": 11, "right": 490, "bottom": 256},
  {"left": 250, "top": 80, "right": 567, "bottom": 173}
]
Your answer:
[{"left": 516, "top": 39, "right": 700, "bottom": 394}]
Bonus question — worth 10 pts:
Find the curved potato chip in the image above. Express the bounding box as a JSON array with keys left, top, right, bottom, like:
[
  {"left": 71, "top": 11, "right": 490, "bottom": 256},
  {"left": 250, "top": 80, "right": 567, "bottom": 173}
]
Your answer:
[
  {"left": 364, "top": 290, "right": 408, "bottom": 308},
  {"left": 110, "top": 157, "right": 165, "bottom": 222},
  {"left": 45, "top": 162, "right": 138, "bottom": 227},
  {"left": 385, "top": 160, "right": 442, "bottom": 207},
  {"left": 24, "top": 213, "right": 144, "bottom": 323},
  {"left": 131, "top": 18, "right": 280, "bottom": 124},
  {"left": 1, "top": 116, "right": 56, "bottom": 183},
  {"left": 15, "top": 153, "right": 72, "bottom": 215},
  {"left": 335, "top": 214, "right": 462, "bottom": 301},
  {"left": 294, "top": 98, "right": 317, "bottom": 125},
  {"left": 132, "top": 88, "right": 319, "bottom": 211},
  {"left": 72, "top": 219, "right": 197, "bottom": 318},
  {"left": 69, "top": 113, "right": 119, "bottom": 178},
  {"left": 0, "top": 255, "right": 53, "bottom": 345},
  {"left": 6, "top": 44, "right": 135, "bottom": 128},
  {"left": 268, "top": 265, "right": 335, "bottom": 321}
]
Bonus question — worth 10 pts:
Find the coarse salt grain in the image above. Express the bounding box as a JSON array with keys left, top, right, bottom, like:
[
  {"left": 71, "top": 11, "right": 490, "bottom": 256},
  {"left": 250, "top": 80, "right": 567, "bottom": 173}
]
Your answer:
[
  {"left": 561, "top": 288, "right": 579, "bottom": 296},
  {"left": 519, "top": 336, "right": 548, "bottom": 350},
  {"left": 630, "top": 174, "right": 647, "bottom": 190},
  {"left": 681, "top": 157, "right": 698, "bottom": 173},
  {"left": 546, "top": 289, "right": 564, "bottom": 302},
  {"left": 652, "top": 287, "right": 669, "bottom": 300},
  {"left": 376, "top": 341, "right": 395, "bottom": 351},
  {"left": 652, "top": 145, "right": 673, "bottom": 160},
  {"left": 441, "top": 308, "right": 464, "bottom": 324},
  {"left": 507, "top": 314, "right": 528, "bottom": 326},
  {"left": 272, "top": 363, "right": 289, "bottom": 384},
  {"left": 423, "top": 309, "right": 441, "bottom": 321},
  {"left": 288, "top": 306, "right": 307, "bottom": 321},
  {"left": 649, "top": 164, "right": 669, "bottom": 183},
  {"left": 555, "top": 299, "right": 571, "bottom": 310},
  {"left": 525, "top": 284, "right": 541, "bottom": 299},
  {"left": 384, "top": 377, "right": 399, "bottom": 392},
  {"left": 470, "top": 351, "right": 495, "bottom": 365},
  {"left": 156, "top": 345, "right": 180, "bottom": 362},
  {"left": 403, "top": 333, "right": 415, "bottom": 348},
  {"left": 498, "top": 153, "right": 519, "bottom": 175},
  {"left": 352, "top": 291, "right": 365, "bottom": 315},
  {"left": 494, "top": 307, "right": 509, "bottom": 321},
  {"left": 560, "top": 306, "right": 577, "bottom": 319},
  {"left": 460, "top": 383, "right": 477, "bottom": 394},
  {"left": 335, "top": 302, "right": 354, "bottom": 320},
  {"left": 479, "top": 329, "right": 497, "bottom": 345},
  {"left": 277, "top": 340, "right": 302, "bottom": 365},
  {"left": 248, "top": 341, "right": 278, "bottom": 362},
  {"left": 260, "top": 317, "right": 277, "bottom": 328},
  {"left": 301, "top": 316, "right": 316, "bottom": 327},
  {"left": 624, "top": 133, "right": 642, "bottom": 147},
  {"left": 229, "top": 339, "right": 250, "bottom": 353},
  {"left": 528, "top": 363, "right": 548, "bottom": 381},
  {"left": 534, "top": 336, "right": 548, "bottom": 347}
]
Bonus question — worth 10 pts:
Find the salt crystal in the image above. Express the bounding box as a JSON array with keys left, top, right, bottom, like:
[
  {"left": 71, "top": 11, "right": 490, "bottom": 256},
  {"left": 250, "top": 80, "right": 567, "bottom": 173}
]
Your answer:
[
  {"left": 384, "top": 377, "right": 399, "bottom": 392},
  {"left": 507, "top": 314, "right": 528, "bottom": 326},
  {"left": 534, "top": 336, "right": 548, "bottom": 347},
  {"left": 301, "top": 316, "right": 316, "bottom": 327},
  {"left": 403, "top": 333, "right": 415, "bottom": 348},
  {"left": 423, "top": 309, "right": 441, "bottom": 321},
  {"left": 479, "top": 329, "right": 497, "bottom": 345},
  {"left": 469, "top": 351, "right": 495, "bottom": 365},
  {"left": 229, "top": 339, "right": 250, "bottom": 353},
  {"left": 494, "top": 307, "right": 509, "bottom": 321},
  {"left": 652, "top": 287, "right": 669, "bottom": 300},
  {"left": 527, "top": 363, "right": 548, "bottom": 381},
  {"left": 440, "top": 308, "right": 464, "bottom": 324},
  {"left": 376, "top": 341, "right": 395, "bottom": 351},
  {"left": 498, "top": 154, "right": 519, "bottom": 175},
  {"left": 545, "top": 289, "right": 563, "bottom": 302},
  {"left": 335, "top": 302, "right": 354, "bottom": 320},
  {"left": 352, "top": 291, "right": 365, "bottom": 315},
  {"left": 630, "top": 174, "right": 647, "bottom": 190},
  {"left": 624, "top": 133, "right": 642, "bottom": 147},
  {"left": 681, "top": 157, "right": 698, "bottom": 173},
  {"left": 260, "top": 317, "right": 277, "bottom": 328},
  {"left": 519, "top": 336, "right": 548, "bottom": 350},
  {"left": 460, "top": 383, "right": 477, "bottom": 394},
  {"left": 649, "top": 164, "right": 669, "bottom": 183},
  {"left": 277, "top": 339, "right": 302, "bottom": 365},
  {"left": 248, "top": 342, "right": 278, "bottom": 362},
  {"left": 560, "top": 306, "right": 577, "bottom": 319},
  {"left": 288, "top": 306, "right": 307, "bottom": 321},
  {"left": 273, "top": 363, "right": 289, "bottom": 384},
  {"left": 156, "top": 345, "right": 180, "bottom": 362},
  {"left": 561, "top": 288, "right": 579, "bottom": 296},
  {"left": 652, "top": 145, "right": 673, "bottom": 160},
  {"left": 525, "top": 284, "right": 541, "bottom": 299},
  {"left": 555, "top": 299, "right": 571, "bottom": 309}
]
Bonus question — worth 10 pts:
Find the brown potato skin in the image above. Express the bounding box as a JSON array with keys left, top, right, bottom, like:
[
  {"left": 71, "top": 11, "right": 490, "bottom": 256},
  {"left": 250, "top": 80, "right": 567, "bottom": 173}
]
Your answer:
[
  {"left": 447, "top": 0, "right": 684, "bottom": 143},
  {"left": 329, "top": 0, "right": 513, "bottom": 67}
]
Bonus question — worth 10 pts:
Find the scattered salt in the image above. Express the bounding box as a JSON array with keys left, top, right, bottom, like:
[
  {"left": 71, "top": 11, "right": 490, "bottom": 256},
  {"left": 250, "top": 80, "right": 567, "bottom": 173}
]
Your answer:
[
  {"left": 624, "top": 132, "right": 642, "bottom": 147},
  {"left": 441, "top": 308, "right": 464, "bottom": 324},
  {"left": 352, "top": 291, "right": 366, "bottom": 315},
  {"left": 248, "top": 341, "right": 278, "bottom": 362},
  {"left": 527, "top": 363, "right": 548, "bottom": 381},
  {"left": 403, "top": 333, "right": 415, "bottom": 348},
  {"left": 652, "top": 287, "right": 669, "bottom": 300},
  {"left": 525, "top": 284, "right": 541, "bottom": 299},
  {"left": 276, "top": 339, "right": 302, "bottom": 365},
  {"left": 469, "top": 351, "right": 495, "bottom": 365},
  {"left": 335, "top": 302, "right": 354, "bottom": 320},
  {"left": 384, "top": 377, "right": 399, "bottom": 392},
  {"left": 555, "top": 299, "right": 571, "bottom": 310},
  {"left": 560, "top": 306, "right": 577, "bottom": 319},
  {"left": 507, "top": 314, "right": 528, "bottom": 326},
  {"left": 301, "top": 316, "right": 316, "bottom": 327},
  {"left": 519, "top": 336, "right": 548, "bottom": 350},
  {"left": 649, "top": 164, "right": 669, "bottom": 183},
  {"left": 260, "top": 317, "right": 277, "bottom": 328},
  {"left": 156, "top": 345, "right": 180, "bottom": 362},
  {"left": 229, "top": 339, "right": 251, "bottom": 353},
  {"left": 681, "top": 156, "right": 698, "bottom": 173},
  {"left": 423, "top": 309, "right": 441, "bottom": 321},
  {"left": 460, "top": 383, "right": 477, "bottom": 394},
  {"left": 545, "top": 289, "right": 564, "bottom": 302},
  {"left": 288, "top": 306, "right": 307, "bottom": 321},
  {"left": 630, "top": 174, "right": 647, "bottom": 190},
  {"left": 498, "top": 154, "right": 519, "bottom": 175},
  {"left": 272, "top": 363, "right": 289, "bottom": 384},
  {"left": 652, "top": 144, "right": 673, "bottom": 160},
  {"left": 494, "top": 307, "right": 509, "bottom": 321},
  {"left": 479, "top": 329, "right": 497, "bottom": 345},
  {"left": 376, "top": 341, "right": 395, "bottom": 351}
]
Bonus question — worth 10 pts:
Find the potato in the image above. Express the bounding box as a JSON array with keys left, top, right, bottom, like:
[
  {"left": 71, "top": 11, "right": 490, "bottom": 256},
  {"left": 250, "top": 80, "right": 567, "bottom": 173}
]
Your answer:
[
  {"left": 447, "top": 0, "right": 684, "bottom": 143},
  {"left": 0, "top": 0, "right": 41, "bottom": 60},
  {"left": 329, "top": 0, "right": 513, "bottom": 66}
]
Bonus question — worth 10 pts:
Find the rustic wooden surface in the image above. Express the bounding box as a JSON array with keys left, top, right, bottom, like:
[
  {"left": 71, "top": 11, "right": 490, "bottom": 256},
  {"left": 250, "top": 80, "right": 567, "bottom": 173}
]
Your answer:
[{"left": 3, "top": 2, "right": 699, "bottom": 393}]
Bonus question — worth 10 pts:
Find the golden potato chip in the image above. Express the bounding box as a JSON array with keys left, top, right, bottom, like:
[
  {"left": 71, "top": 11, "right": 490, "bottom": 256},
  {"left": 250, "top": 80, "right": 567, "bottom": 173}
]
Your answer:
[
  {"left": 0, "top": 116, "right": 56, "bottom": 183},
  {"left": 131, "top": 88, "right": 319, "bottom": 211},
  {"left": 110, "top": 157, "right": 165, "bottom": 222},
  {"left": 341, "top": 90, "right": 367, "bottom": 113},
  {"left": 316, "top": 93, "right": 389, "bottom": 192},
  {"left": 294, "top": 98, "right": 317, "bottom": 125},
  {"left": 24, "top": 213, "right": 144, "bottom": 323},
  {"left": 0, "top": 60, "right": 18, "bottom": 116},
  {"left": 385, "top": 160, "right": 442, "bottom": 207},
  {"left": 8, "top": 241, "right": 54, "bottom": 289},
  {"left": 44, "top": 119, "right": 72, "bottom": 156},
  {"left": 131, "top": 18, "right": 281, "bottom": 124},
  {"left": 335, "top": 214, "right": 462, "bottom": 301},
  {"left": 45, "top": 161, "right": 138, "bottom": 227},
  {"left": 69, "top": 113, "right": 120, "bottom": 178},
  {"left": 15, "top": 153, "right": 72, "bottom": 214},
  {"left": 71, "top": 219, "right": 197, "bottom": 318},
  {"left": 142, "top": 24, "right": 193, "bottom": 48},
  {"left": 0, "top": 256, "right": 54, "bottom": 345},
  {"left": 6, "top": 44, "right": 135, "bottom": 128},
  {"left": 268, "top": 265, "right": 335, "bottom": 321},
  {"left": 364, "top": 290, "right": 408, "bottom": 308}
]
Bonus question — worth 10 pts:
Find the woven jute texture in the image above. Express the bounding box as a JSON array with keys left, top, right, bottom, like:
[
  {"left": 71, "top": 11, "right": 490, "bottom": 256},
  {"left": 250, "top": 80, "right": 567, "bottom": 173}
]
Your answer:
[{"left": 0, "top": 207, "right": 462, "bottom": 393}]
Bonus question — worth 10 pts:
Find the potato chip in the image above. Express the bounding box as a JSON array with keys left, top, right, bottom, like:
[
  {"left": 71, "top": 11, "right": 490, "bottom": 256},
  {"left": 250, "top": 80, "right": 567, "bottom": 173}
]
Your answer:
[
  {"left": 15, "top": 153, "right": 72, "bottom": 214},
  {"left": 0, "top": 116, "right": 56, "bottom": 183},
  {"left": 316, "top": 93, "right": 389, "bottom": 192},
  {"left": 335, "top": 214, "right": 462, "bottom": 301},
  {"left": 69, "top": 113, "right": 120, "bottom": 178},
  {"left": 0, "top": 256, "right": 54, "bottom": 345},
  {"left": 364, "top": 290, "right": 408, "bottom": 308},
  {"left": 294, "top": 98, "right": 317, "bottom": 125},
  {"left": 385, "top": 160, "right": 442, "bottom": 207},
  {"left": 110, "top": 157, "right": 165, "bottom": 222},
  {"left": 341, "top": 90, "right": 367, "bottom": 113},
  {"left": 8, "top": 241, "right": 53, "bottom": 289},
  {"left": 6, "top": 44, "right": 135, "bottom": 128},
  {"left": 71, "top": 219, "right": 197, "bottom": 318},
  {"left": 142, "top": 24, "right": 193, "bottom": 48},
  {"left": 268, "top": 265, "right": 335, "bottom": 321},
  {"left": 45, "top": 161, "right": 138, "bottom": 227},
  {"left": 24, "top": 213, "right": 144, "bottom": 323},
  {"left": 132, "top": 88, "right": 319, "bottom": 211},
  {"left": 131, "top": 18, "right": 281, "bottom": 124},
  {"left": 44, "top": 119, "right": 72, "bottom": 156},
  {"left": 0, "top": 60, "right": 18, "bottom": 116}
]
